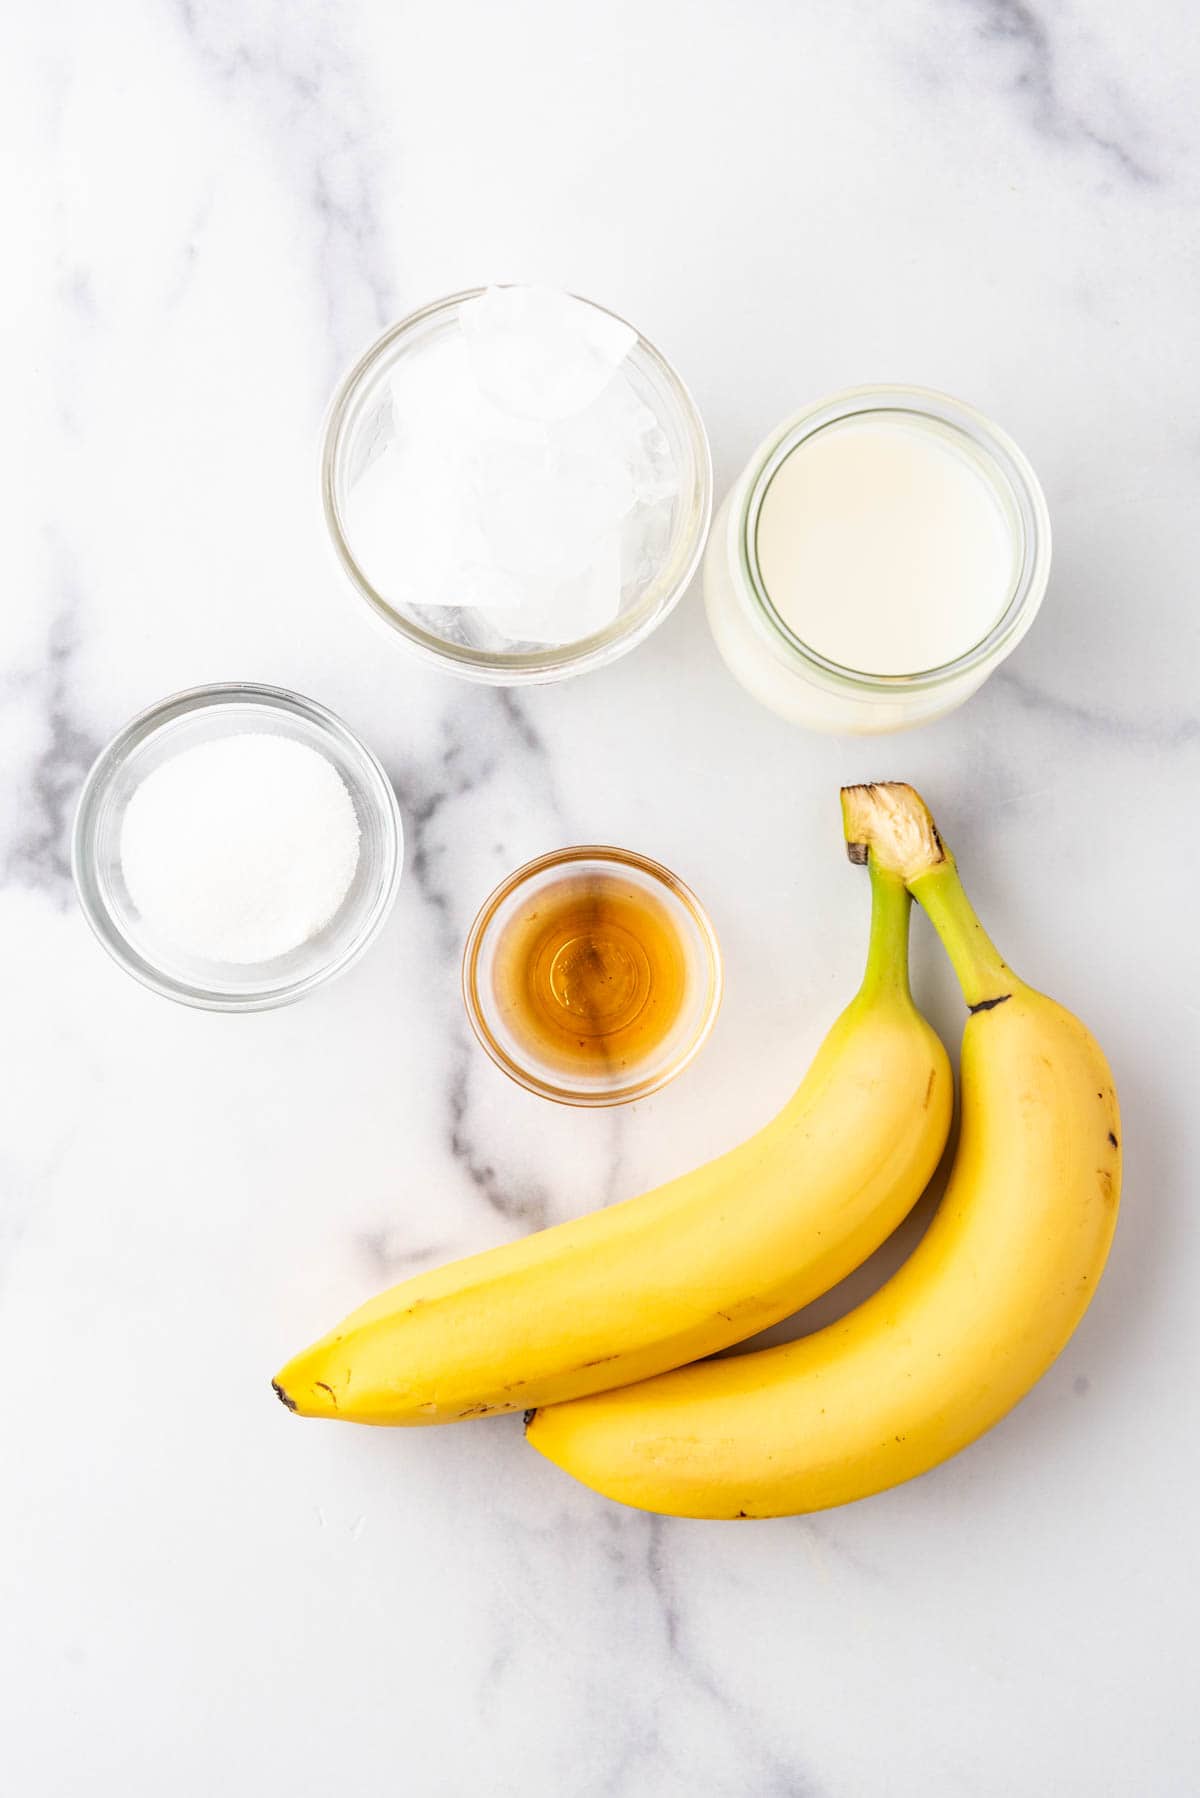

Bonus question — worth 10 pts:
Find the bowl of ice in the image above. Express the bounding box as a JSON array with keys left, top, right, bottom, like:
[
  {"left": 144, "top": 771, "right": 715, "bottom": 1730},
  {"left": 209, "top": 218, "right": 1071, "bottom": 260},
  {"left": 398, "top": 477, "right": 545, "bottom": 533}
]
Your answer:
[{"left": 320, "top": 286, "right": 712, "bottom": 684}]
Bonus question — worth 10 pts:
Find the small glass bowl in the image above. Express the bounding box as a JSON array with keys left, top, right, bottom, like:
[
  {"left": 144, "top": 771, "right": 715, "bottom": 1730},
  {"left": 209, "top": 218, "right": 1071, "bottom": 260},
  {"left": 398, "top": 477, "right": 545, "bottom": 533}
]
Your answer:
[
  {"left": 462, "top": 846, "right": 723, "bottom": 1106},
  {"left": 72, "top": 683, "right": 404, "bottom": 1011},
  {"left": 320, "top": 289, "right": 713, "bottom": 685}
]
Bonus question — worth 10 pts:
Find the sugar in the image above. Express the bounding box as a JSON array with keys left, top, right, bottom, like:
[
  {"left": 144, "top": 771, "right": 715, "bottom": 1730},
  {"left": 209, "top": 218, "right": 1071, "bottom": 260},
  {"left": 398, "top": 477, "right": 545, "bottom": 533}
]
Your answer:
[
  {"left": 341, "top": 286, "right": 681, "bottom": 648},
  {"left": 120, "top": 734, "right": 361, "bottom": 964}
]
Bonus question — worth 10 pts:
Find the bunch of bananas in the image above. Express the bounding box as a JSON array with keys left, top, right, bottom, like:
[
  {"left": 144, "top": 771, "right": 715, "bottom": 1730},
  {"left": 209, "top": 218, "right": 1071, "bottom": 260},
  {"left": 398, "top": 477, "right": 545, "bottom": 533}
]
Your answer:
[{"left": 274, "top": 782, "right": 1121, "bottom": 1519}]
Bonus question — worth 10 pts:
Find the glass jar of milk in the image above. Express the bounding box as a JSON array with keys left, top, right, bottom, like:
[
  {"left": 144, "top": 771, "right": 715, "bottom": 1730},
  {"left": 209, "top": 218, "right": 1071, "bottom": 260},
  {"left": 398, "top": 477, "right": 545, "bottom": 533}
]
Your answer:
[{"left": 704, "top": 386, "right": 1051, "bottom": 733}]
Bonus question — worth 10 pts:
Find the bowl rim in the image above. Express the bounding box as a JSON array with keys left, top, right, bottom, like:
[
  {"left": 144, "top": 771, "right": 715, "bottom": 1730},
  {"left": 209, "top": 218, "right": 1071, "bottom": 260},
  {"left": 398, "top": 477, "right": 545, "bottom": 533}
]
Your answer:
[
  {"left": 460, "top": 843, "right": 723, "bottom": 1106},
  {"left": 71, "top": 681, "right": 404, "bottom": 1012},
  {"left": 319, "top": 287, "right": 714, "bottom": 686}
]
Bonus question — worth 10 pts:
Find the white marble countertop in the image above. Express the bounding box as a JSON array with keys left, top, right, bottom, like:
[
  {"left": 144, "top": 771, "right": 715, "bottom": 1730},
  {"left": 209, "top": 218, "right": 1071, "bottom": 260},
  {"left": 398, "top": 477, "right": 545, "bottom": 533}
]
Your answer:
[{"left": 4, "top": 3, "right": 1198, "bottom": 1793}]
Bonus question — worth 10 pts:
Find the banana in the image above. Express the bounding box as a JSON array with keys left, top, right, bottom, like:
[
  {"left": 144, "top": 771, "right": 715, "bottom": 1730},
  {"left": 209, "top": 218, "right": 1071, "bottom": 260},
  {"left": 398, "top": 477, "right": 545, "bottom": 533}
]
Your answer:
[
  {"left": 527, "top": 783, "right": 1121, "bottom": 1518},
  {"left": 273, "top": 854, "right": 950, "bottom": 1424}
]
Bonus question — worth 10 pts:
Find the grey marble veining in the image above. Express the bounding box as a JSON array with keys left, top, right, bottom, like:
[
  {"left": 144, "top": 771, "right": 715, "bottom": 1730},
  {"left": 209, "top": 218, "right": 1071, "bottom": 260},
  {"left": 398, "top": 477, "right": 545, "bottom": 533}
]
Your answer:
[
  {"left": 955, "top": 0, "right": 1158, "bottom": 181},
  {"left": 4, "top": 557, "right": 101, "bottom": 899},
  {"left": 2, "top": 2, "right": 1199, "bottom": 1794},
  {"left": 997, "top": 664, "right": 1200, "bottom": 747},
  {"left": 170, "top": 0, "right": 398, "bottom": 372}
]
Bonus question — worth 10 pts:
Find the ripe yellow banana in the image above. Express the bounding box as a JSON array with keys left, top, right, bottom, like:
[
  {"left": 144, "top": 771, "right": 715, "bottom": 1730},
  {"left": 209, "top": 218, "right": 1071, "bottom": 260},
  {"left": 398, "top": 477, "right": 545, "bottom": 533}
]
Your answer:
[
  {"left": 527, "top": 783, "right": 1121, "bottom": 1517},
  {"left": 273, "top": 855, "right": 950, "bottom": 1424}
]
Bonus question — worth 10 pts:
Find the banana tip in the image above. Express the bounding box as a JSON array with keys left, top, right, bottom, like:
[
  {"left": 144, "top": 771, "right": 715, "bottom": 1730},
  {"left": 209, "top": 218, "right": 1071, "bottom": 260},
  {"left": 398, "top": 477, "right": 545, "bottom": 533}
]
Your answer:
[{"left": 272, "top": 1379, "right": 298, "bottom": 1413}]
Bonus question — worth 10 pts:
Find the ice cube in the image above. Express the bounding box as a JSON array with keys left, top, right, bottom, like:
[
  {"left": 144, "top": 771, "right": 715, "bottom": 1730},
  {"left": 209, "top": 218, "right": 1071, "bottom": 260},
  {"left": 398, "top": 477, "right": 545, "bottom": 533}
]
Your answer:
[
  {"left": 553, "top": 379, "right": 680, "bottom": 506},
  {"left": 461, "top": 286, "right": 637, "bottom": 422},
  {"left": 621, "top": 492, "right": 677, "bottom": 595},
  {"left": 486, "top": 533, "right": 624, "bottom": 645},
  {"left": 386, "top": 328, "right": 479, "bottom": 447},
  {"left": 471, "top": 434, "right": 635, "bottom": 579},
  {"left": 344, "top": 439, "right": 462, "bottom": 602},
  {"left": 343, "top": 289, "right": 678, "bottom": 643}
]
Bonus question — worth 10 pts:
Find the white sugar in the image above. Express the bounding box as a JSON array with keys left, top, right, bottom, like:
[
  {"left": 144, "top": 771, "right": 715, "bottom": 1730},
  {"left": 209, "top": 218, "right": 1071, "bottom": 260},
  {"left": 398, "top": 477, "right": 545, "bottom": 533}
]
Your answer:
[
  {"left": 120, "top": 734, "right": 361, "bottom": 964},
  {"left": 343, "top": 286, "right": 681, "bottom": 647}
]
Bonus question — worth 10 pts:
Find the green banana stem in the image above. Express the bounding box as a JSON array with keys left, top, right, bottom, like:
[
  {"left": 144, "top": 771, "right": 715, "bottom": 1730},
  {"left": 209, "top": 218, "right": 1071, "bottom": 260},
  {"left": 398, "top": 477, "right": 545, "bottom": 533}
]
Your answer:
[
  {"left": 907, "top": 860, "right": 1016, "bottom": 1011},
  {"left": 858, "top": 861, "right": 913, "bottom": 1003},
  {"left": 840, "top": 780, "right": 1019, "bottom": 1012}
]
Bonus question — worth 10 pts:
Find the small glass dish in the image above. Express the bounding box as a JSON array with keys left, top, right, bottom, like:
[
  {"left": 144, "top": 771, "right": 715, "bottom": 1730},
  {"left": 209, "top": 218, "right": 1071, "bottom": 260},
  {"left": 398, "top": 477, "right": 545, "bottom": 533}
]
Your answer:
[
  {"left": 320, "top": 288, "right": 713, "bottom": 685},
  {"left": 462, "top": 846, "right": 722, "bottom": 1106},
  {"left": 72, "top": 683, "right": 403, "bottom": 1011}
]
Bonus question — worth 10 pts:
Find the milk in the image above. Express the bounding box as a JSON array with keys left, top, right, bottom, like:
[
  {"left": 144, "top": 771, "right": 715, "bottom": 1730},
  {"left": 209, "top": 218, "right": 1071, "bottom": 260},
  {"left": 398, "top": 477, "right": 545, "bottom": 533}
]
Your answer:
[
  {"left": 755, "top": 415, "right": 1017, "bottom": 676},
  {"left": 703, "top": 387, "right": 1050, "bottom": 734}
]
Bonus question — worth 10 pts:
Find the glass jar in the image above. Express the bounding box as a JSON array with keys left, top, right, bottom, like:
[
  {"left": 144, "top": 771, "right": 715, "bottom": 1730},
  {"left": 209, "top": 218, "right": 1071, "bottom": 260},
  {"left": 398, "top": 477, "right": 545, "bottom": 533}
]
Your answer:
[
  {"left": 703, "top": 385, "right": 1051, "bottom": 734},
  {"left": 321, "top": 290, "right": 712, "bottom": 685}
]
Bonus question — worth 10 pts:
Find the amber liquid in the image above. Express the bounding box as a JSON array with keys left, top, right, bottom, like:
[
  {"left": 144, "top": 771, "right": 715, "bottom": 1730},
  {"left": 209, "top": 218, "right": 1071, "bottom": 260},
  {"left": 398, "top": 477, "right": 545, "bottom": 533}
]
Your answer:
[{"left": 492, "top": 872, "right": 688, "bottom": 1077}]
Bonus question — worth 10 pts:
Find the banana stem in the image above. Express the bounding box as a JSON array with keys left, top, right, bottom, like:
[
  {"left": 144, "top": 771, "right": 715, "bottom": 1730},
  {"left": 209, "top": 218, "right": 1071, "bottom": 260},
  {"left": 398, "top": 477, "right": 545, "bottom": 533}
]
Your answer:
[
  {"left": 858, "top": 861, "right": 913, "bottom": 1002},
  {"left": 908, "top": 859, "right": 1016, "bottom": 1011},
  {"left": 840, "top": 780, "right": 1020, "bottom": 1012}
]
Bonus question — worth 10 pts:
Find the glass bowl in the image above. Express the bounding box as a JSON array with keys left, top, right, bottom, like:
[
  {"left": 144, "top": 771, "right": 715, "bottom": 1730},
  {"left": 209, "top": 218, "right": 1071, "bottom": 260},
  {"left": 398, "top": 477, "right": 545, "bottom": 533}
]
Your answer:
[
  {"left": 320, "top": 289, "right": 713, "bottom": 684},
  {"left": 462, "top": 846, "right": 723, "bottom": 1106},
  {"left": 72, "top": 683, "right": 403, "bottom": 1011}
]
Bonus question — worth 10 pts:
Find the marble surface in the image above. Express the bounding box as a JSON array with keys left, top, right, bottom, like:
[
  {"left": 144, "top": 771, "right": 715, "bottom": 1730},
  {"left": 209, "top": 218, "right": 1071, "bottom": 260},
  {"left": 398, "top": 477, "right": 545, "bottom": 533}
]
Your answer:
[{"left": 4, "top": 2, "right": 1199, "bottom": 1792}]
